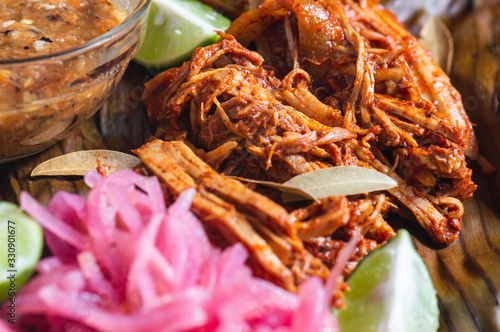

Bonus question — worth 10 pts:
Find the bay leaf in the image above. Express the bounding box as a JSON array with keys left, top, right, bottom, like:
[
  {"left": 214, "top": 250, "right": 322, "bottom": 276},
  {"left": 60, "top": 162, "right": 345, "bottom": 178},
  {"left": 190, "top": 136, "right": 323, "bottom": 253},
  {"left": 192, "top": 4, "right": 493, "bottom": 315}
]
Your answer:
[
  {"left": 232, "top": 176, "right": 321, "bottom": 203},
  {"left": 282, "top": 166, "right": 397, "bottom": 202},
  {"left": 235, "top": 166, "right": 397, "bottom": 203},
  {"left": 31, "top": 150, "right": 141, "bottom": 177},
  {"left": 418, "top": 16, "right": 454, "bottom": 75}
]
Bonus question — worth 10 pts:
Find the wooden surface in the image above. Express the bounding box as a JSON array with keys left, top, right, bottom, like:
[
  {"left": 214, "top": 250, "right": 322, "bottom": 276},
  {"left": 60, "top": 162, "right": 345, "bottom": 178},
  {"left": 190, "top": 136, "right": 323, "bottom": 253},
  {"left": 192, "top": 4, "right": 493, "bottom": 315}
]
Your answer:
[{"left": 2, "top": 2, "right": 500, "bottom": 331}]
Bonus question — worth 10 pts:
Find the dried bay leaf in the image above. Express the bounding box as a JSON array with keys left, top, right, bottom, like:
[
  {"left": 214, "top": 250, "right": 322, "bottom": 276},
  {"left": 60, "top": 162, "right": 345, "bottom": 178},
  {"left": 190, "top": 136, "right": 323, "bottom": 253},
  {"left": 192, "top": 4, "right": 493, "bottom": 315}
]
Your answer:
[
  {"left": 31, "top": 150, "right": 141, "bottom": 177},
  {"left": 418, "top": 16, "right": 454, "bottom": 74},
  {"left": 235, "top": 166, "right": 398, "bottom": 202},
  {"left": 282, "top": 166, "right": 398, "bottom": 200},
  {"left": 232, "top": 177, "right": 321, "bottom": 203}
]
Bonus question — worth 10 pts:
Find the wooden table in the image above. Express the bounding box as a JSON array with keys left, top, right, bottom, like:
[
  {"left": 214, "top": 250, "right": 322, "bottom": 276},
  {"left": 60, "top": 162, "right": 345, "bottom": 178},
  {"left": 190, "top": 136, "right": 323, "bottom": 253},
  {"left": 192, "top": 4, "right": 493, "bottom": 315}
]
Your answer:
[{"left": 2, "top": 2, "right": 500, "bottom": 331}]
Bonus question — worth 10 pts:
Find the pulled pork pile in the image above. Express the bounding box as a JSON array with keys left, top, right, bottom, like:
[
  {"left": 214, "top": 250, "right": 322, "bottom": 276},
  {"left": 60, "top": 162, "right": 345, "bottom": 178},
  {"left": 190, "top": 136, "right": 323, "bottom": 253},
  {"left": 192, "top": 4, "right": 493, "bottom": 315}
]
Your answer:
[
  {"left": 140, "top": 0, "right": 477, "bottom": 303},
  {"left": 135, "top": 139, "right": 394, "bottom": 308}
]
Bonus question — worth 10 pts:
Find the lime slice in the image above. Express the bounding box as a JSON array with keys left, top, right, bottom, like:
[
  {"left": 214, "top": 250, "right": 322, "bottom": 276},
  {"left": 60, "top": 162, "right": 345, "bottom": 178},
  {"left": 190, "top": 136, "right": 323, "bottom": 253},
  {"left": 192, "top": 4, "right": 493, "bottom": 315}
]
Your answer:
[
  {"left": 134, "top": 0, "right": 231, "bottom": 68},
  {"left": 0, "top": 202, "right": 43, "bottom": 303},
  {"left": 336, "top": 230, "right": 439, "bottom": 332}
]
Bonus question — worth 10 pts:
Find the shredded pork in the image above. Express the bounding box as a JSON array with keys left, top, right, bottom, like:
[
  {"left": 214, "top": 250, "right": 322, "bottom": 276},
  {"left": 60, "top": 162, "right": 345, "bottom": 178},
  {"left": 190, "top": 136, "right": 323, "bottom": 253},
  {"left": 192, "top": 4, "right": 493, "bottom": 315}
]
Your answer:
[
  {"left": 135, "top": 139, "right": 392, "bottom": 308},
  {"left": 140, "top": 0, "right": 477, "bottom": 304}
]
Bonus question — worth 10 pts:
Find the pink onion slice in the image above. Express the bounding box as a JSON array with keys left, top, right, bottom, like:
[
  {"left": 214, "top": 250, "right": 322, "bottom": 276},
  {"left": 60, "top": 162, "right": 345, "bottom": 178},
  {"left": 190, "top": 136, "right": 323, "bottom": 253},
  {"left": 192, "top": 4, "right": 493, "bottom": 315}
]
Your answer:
[{"left": 14, "top": 170, "right": 343, "bottom": 332}]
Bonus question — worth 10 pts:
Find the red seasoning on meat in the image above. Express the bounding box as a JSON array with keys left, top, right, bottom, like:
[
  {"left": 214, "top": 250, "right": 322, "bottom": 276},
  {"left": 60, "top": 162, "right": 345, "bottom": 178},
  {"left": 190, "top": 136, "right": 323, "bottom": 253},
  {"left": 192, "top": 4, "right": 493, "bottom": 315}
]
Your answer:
[{"left": 143, "top": 0, "right": 477, "bottom": 250}]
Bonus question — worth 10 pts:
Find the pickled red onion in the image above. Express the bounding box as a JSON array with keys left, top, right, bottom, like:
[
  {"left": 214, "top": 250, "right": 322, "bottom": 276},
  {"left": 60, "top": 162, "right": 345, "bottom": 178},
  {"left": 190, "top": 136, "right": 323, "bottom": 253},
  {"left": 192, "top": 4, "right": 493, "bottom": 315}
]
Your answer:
[{"left": 13, "top": 170, "right": 342, "bottom": 331}]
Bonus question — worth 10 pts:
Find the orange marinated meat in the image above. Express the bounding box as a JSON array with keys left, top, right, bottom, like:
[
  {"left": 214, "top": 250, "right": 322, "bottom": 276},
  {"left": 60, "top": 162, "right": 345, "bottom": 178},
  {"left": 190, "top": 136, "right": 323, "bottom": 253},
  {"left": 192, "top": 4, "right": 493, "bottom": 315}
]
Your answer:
[
  {"left": 143, "top": 0, "right": 477, "bottom": 247},
  {"left": 134, "top": 139, "right": 393, "bottom": 308}
]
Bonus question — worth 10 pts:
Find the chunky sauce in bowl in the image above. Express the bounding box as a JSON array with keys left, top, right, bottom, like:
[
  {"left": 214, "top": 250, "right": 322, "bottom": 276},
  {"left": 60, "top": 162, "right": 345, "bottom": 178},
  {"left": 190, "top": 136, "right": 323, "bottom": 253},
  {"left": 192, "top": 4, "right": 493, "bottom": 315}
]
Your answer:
[
  {"left": 0, "top": 0, "right": 148, "bottom": 161},
  {"left": 0, "top": 0, "right": 127, "bottom": 60}
]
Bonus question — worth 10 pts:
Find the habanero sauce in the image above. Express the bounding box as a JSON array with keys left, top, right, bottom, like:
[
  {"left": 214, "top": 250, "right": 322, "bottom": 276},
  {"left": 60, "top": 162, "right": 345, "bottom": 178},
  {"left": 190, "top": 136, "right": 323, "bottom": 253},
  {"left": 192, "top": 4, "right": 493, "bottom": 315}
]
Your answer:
[
  {"left": 0, "top": 0, "right": 130, "bottom": 161},
  {"left": 0, "top": 0, "right": 127, "bottom": 59}
]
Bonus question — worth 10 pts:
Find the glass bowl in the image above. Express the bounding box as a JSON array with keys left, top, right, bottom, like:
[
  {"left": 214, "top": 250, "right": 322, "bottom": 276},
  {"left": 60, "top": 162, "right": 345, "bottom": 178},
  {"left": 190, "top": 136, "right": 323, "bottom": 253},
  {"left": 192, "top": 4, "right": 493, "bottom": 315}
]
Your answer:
[{"left": 0, "top": 0, "right": 151, "bottom": 163}]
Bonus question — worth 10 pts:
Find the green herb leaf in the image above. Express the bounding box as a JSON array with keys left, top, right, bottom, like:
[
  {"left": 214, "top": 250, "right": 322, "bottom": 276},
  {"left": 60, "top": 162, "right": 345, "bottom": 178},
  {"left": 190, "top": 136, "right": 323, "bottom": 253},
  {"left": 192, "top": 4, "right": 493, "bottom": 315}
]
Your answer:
[
  {"left": 233, "top": 177, "right": 321, "bottom": 203},
  {"left": 31, "top": 150, "right": 141, "bottom": 177},
  {"left": 236, "top": 166, "right": 398, "bottom": 202}
]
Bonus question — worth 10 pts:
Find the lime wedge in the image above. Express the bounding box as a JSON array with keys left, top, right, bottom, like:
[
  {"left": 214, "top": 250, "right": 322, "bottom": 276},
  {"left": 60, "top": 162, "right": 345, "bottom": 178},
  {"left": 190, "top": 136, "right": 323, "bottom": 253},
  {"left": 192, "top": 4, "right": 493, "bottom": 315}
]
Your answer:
[
  {"left": 336, "top": 230, "right": 439, "bottom": 332},
  {"left": 134, "top": 0, "right": 231, "bottom": 68},
  {"left": 0, "top": 202, "right": 43, "bottom": 303}
]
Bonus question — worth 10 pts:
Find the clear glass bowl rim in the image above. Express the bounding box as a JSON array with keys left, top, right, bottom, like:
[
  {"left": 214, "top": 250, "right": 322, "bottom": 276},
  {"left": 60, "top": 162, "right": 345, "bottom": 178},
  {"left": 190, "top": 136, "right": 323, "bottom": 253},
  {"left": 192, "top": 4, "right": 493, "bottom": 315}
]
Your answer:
[{"left": 0, "top": 0, "right": 152, "bottom": 66}]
